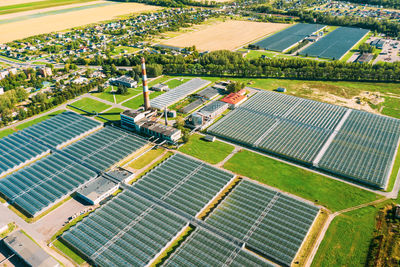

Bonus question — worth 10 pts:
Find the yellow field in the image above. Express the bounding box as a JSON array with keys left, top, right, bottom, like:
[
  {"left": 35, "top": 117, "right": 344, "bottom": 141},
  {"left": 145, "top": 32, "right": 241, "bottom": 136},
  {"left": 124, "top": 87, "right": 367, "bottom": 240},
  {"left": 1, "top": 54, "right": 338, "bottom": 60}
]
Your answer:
[
  {"left": 0, "top": 3, "right": 160, "bottom": 43},
  {"left": 160, "top": 20, "right": 289, "bottom": 51},
  {"left": 0, "top": 0, "right": 45, "bottom": 7}
]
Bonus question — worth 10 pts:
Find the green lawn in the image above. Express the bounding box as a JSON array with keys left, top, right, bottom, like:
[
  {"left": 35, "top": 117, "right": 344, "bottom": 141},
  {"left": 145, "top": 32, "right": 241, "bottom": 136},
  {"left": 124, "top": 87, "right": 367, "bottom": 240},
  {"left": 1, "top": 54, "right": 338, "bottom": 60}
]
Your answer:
[
  {"left": 111, "top": 46, "right": 140, "bottom": 56},
  {"left": 128, "top": 148, "right": 165, "bottom": 169},
  {"left": 0, "top": 128, "right": 17, "bottom": 139},
  {"left": 96, "top": 108, "right": 124, "bottom": 123},
  {"left": 122, "top": 91, "right": 164, "bottom": 110},
  {"left": 165, "top": 78, "right": 191, "bottom": 89},
  {"left": 381, "top": 97, "right": 400, "bottom": 119},
  {"left": 91, "top": 86, "right": 142, "bottom": 104},
  {"left": 0, "top": 55, "right": 23, "bottom": 63},
  {"left": 179, "top": 134, "right": 235, "bottom": 164},
  {"left": 312, "top": 201, "right": 391, "bottom": 267},
  {"left": 53, "top": 240, "right": 86, "bottom": 265},
  {"left": 0, "top": 0, "right": 96, "bottom": 15},
  {"left": 245, "top": 50, "right": 278, "bottom": 59},
  {"left": 69, "top": 97, "right": 111, "bottom": 114},
  {"left": 223, "top": 150, "right": 380, "bottom": 212}
]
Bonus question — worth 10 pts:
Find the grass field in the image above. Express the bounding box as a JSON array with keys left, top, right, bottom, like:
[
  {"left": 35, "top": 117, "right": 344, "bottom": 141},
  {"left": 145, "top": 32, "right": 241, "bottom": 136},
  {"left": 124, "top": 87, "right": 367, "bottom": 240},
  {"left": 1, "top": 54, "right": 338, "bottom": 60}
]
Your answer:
[
  {"left": 244, "top": 50, "right": 278, "bottom": 59},
  {"left": 111, "top": 46, "right": 140, "bottom": 56},
  {"left": 165, "top": 78, "right": 191, "bottom": 89},
  {"left": 91, "top": 86, "right": 142, "bottom": 104},
  {"left": 179, "top": 134, "right": 235, "bottom": 164},
  {"left": 312, "top": 201, "right": 391, "bottom": 267},
  {"left": 128, "top": 148, "right": 165, "bottom": 169},
  {"left": 69, "top": 97, "right": 111, "bottom": 114},
  {"left": 97, "top": 107, "right": 124, "bottom": 123},
  {"left": 122, "top": 91, "right": 164, "bottom": 110},
  {"left": 0, "top": 128, "right": 17, "bottom": 139},
  {"left": 161, "top": 20, "right": 289, "bottom": 51},
  {"left": 381, "top": 96, "right": 400, "bottom": 119},
  {"left": 223, "top": 150, "right": 380, "bottom": 211}
]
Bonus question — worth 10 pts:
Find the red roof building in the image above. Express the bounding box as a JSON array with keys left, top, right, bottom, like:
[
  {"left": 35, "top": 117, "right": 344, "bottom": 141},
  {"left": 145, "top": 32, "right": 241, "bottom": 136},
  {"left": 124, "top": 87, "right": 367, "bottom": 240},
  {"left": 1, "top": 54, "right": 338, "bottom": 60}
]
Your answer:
[{"left": 220, "top": 92, "right": 247, "bottom": 108}]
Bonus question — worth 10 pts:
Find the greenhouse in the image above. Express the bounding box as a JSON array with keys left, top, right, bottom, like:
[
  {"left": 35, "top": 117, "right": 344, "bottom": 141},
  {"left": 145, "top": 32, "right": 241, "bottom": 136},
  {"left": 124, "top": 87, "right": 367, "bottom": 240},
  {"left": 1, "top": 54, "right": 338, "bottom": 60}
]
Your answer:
[
  {"left": 62, "top": 188, "right": 188, "bottom": 266},
  {"left": 132, "top": 153, "right": 235, "bottom": 217},
  {"left": 62, "top": 126, "right": 148, "bottom": 172},
  {"left": 0, "top": 152, "right": 97, "bottom": 217},
  {"left": 163, "top": 229, "right": 274, "bottom": 267},
  {"left": 0, "top": 111, "right": 101, "bottom": 177},
  {"left": 150, "top": 78, "right": 210, "bottom": 109},
  {"left": 206, "top": 180, "right": 319, "bottom": 267},
  {"left": 208, "top": 91, "right": 400, "bottom": 189}
]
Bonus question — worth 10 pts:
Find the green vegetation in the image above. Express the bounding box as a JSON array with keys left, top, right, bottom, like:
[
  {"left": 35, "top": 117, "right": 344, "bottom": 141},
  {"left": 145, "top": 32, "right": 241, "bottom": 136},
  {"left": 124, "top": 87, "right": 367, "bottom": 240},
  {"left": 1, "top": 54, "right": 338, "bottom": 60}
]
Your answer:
[
  {"left": 312, "top": 201, "right": 391, "bottom": 267},
  {"left": 0, "top": 55, "right": 23, "bottom": 63},
  {"left": 165, "top": 78, "right": 190, "bottom": 89},
  {"left": 179, "top": 134, "right": 235, "bottom": 164},
  {"left": 223, "top": 150, "right": 380, "bottom": 211},
  {"left": 129, "top": 148, "right": 165, "bottom": 169},
  {"left": 0, "top": 0, "right": 97, "bottom": 15},
  {"left": 111, "top": 46, "right": 140, "bottom": 56},
  {"left": 123, "top": 91, "right": 164, "bottom": 109},
  {"left": 96, "top": 108, "right": 124, "bottom": 123},
  {"left": 91, "top": 86, "right": 142, "bottom": 104},
  {"left": 69, "top": 97, "right": 111, "bottom": 114},
  {"left": 0, "top": 128, "right": 16, "bottom": 138},
  {"left": 381, "top": 97, "right": 400, "bottom": 119},
  {"left": 387, "top": 145, "right": 400, "bottom": 192},
  {"left": 244, "top": 50, "right": 278, "bottom": 59},
  {"left": 16, "top": 109, "right": 66, "bottom": 130},
  {"left": 53, "top": 240, "right": 86, "bottom": 265}
]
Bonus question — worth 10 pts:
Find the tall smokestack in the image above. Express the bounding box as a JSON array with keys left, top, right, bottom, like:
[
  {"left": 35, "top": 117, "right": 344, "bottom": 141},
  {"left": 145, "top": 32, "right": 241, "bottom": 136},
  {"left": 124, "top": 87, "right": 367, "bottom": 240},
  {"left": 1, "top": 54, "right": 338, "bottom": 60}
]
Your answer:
[
  {"left": 141, "top": 57, "right": 150, "bottom": 110},
  {"left": 164, "top": 107, "right": 168, "bottom": 126}
]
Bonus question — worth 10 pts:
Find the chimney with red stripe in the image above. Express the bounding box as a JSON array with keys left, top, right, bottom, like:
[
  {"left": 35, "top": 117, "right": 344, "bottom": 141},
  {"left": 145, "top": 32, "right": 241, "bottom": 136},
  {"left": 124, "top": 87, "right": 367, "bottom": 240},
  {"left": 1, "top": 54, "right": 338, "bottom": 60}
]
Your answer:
[{"left": 141, "top": 57, "right": 150, "bottom": 110}]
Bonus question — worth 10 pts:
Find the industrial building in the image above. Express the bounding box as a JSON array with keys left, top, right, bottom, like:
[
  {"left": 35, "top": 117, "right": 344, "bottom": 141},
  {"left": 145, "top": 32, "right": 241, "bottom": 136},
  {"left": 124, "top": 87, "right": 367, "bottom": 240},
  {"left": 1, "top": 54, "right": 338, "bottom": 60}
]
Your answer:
[
  {"left": 151, "top": 83, "right": 169, "bottom": 91},
  {"left": 190, "top": 100, "right": 229, "bottom": 129},
  {"left": 121, "top": 109, "right": 182, "bottom": 143},
  {"left": 76, "top": 175, "right": 119, "bottom": 205},
  {"left": 220, "top": 89, "right": 248, "bottom": 109},
  {"left": 196, "top": 86, "right": 220, "bottom": 100},
  {"left": 110, "top": 75, "right": 138, "bottom": 88},
  {"left": 4, "top": 230, "right": 60, "bottom": 267}
]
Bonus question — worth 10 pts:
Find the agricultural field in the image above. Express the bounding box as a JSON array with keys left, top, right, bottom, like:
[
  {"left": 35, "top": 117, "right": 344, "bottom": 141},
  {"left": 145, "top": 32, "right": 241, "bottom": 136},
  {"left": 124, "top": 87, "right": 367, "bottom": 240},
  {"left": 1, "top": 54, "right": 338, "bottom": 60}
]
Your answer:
[
  {"left": 0, "top": 0, "right": 97, "bottom": 15},
  {"left": 0, "top": 2, "right": 160, "bottom": 43},
  {"left": 223, "top": 150, "right": 380, "bottom": 212},
  {"left": 300, "top": 27, "right": 370, "bottom": 60},
  {"left": 178, "top": 134, "right": 235, "bottom": 164},
  {"left": 254, "top": 23, "right": 326, "bottom": 52},
  {"left": 160, "top": 20, "right": 288, "bottom": 51}
]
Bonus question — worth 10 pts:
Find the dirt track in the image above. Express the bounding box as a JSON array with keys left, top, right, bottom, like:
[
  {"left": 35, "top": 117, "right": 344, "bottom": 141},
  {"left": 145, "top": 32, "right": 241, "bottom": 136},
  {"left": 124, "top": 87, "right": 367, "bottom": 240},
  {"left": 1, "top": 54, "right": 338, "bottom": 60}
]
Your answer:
[{"left": 161, "top": 20, "right": 289, "bottom": 51}]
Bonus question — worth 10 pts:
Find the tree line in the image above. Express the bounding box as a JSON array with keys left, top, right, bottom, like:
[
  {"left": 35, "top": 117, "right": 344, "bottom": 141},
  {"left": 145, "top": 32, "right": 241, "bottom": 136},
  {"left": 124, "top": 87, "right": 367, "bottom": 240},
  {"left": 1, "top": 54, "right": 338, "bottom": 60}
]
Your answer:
[{"left": 75, "top": 50, "right": 400, "bottom": 82}]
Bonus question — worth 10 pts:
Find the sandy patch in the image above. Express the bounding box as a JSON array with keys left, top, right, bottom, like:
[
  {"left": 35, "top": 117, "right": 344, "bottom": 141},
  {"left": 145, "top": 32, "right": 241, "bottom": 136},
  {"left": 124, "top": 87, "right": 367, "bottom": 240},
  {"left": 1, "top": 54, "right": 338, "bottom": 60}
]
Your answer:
[
  {"left": 0, "top": 0, "right": 105, "bottom": 20},
  {"left": 316, "top": 89, "right": 380, "bottom": 114},
  {"left": 0, "top": 0, "right": 45, "bottom": 7},
  {"left": 0, "top": 3, "right": 160, "bottom": 43},
  {"left": 160, "top": 20, "right": 289, "bottom": 51}
]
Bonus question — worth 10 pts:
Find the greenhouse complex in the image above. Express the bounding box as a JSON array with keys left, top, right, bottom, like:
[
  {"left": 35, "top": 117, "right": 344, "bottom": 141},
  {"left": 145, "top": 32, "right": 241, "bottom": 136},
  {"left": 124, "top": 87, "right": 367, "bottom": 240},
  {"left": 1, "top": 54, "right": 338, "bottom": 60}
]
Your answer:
[
  {"left": 62, "top": 154, "right": 319, "bottom": 267},
  {"left": 208, "top": 91, "right": 400, "bottom": 189}
]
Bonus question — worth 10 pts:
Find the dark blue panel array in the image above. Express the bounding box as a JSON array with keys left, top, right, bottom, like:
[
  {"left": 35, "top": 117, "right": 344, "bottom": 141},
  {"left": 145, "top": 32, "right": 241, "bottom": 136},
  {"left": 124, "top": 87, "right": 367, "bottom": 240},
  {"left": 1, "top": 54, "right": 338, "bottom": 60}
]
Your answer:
[
  {"left": 0, "top": 111, "right": 101, "bottom": 177},
  {"left": 254, "top": 23, "right": 326, "bottom": 52}
]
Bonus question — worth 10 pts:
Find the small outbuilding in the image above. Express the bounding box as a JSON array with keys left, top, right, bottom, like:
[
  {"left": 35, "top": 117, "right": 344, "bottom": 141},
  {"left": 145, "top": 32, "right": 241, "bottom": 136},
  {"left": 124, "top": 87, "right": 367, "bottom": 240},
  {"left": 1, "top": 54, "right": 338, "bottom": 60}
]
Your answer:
[
  {"left": 151, "top": 83, "right": 169, "bottom": 92},
  {"left": 275, "top": 87, "right": 287, "bottom": 93}
]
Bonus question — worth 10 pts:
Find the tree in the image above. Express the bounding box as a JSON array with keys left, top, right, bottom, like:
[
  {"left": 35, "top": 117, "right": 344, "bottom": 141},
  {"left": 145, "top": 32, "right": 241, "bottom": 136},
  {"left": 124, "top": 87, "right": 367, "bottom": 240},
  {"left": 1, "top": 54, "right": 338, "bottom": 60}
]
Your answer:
[
  {"left": 227, "top": 81, "right": 245, "bottom": 93},
  {"left": 98, "top": 85, "right": 105, "bottom": 93},
  {"left": 116, "top": 85, "right": 128, "bottom": 95},
  {"left": 182, "top": 131, "right": 190, "bottom": 143}
]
